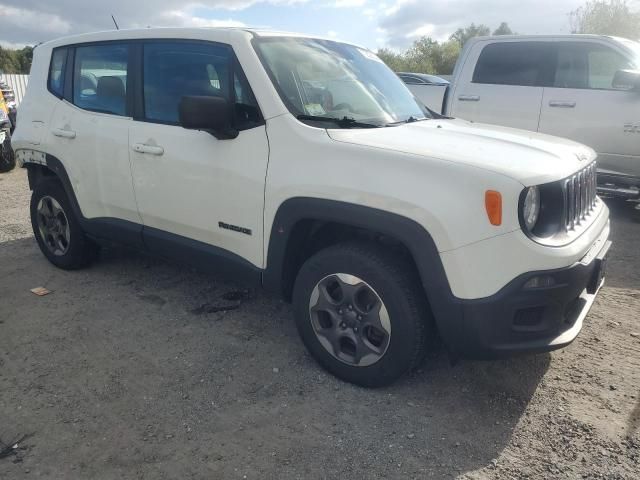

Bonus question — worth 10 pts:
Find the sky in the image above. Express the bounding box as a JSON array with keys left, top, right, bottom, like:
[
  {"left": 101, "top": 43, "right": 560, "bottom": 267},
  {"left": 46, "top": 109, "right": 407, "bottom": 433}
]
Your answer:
[{"left": 0, "top": 0, "right": 607, "bottom": 50}]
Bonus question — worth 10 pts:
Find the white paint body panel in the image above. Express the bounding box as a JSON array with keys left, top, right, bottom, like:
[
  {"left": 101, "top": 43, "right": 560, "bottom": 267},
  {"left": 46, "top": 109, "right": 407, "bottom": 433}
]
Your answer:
[
  {"left": 12, "top": 28, "right": 611, "bottom": 300},
  {"left": 447, "top": 35, "right": 640, "bottom": 179},
  {"left": 48, "top": 101, "right": 141, "bottom": 223},
  {"left": 129, "top": 122, "right": 269, "bottom": 267},
  {"left": 405, "top": 84, "right": 447, "bottom": 112}
]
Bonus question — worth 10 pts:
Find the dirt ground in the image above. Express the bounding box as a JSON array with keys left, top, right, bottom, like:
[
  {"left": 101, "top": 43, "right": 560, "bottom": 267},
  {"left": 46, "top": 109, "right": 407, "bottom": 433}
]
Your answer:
[{"left": 1, "top": 166, "right": 639, "bottom": 479}]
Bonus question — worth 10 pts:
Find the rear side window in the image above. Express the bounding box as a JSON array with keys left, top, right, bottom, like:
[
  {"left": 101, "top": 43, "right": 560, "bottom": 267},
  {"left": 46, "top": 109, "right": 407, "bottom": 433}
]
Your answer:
[
  {"left": 143, "top": 41, "right": 261, "bottom": 128},
  {"left": 48, "top": 48, "right": 67, "bottom": 97},
  {"left": 473, "top": 42, "right": 555, "bottom": 87},
  {"left": 73, "top": 44, "right": 129, "bottom": 116}
]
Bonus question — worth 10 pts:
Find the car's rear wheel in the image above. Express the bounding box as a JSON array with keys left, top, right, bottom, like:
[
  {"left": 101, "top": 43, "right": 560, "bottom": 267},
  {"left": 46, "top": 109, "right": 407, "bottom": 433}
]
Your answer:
[
  {"left": 30, "top": 179, "right": 98, "bottom": 269},
  {"left": 293, "top": 242, "right": 432, "bottom": 387}
]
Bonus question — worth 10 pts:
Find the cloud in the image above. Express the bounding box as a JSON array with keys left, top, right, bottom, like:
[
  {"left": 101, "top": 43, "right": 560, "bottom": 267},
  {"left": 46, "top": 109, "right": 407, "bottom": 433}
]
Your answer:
[
  {"left": 330, "top": 0, "right": 367, "bottom": 6},
  {"left": 0, "top": 0, "right": 304, "bottom": 45},
  {"left": 378, "top": 0, "right": 585, "bottom": 48}
]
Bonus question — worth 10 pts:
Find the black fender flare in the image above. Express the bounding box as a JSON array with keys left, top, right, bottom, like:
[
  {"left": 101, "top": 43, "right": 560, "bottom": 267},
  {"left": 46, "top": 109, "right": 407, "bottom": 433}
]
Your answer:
[{"left": 262, "top": 197, "right": 462, "bottom": 327}]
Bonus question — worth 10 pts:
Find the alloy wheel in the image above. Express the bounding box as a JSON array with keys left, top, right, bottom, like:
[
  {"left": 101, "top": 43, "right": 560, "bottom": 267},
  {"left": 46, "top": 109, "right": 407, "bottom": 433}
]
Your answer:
[
  {"left": 36, "top": 195, "right": 71, "bottom": 256},
  {"left": 308, "top": 273, "right": 391, "bottom": 367}
]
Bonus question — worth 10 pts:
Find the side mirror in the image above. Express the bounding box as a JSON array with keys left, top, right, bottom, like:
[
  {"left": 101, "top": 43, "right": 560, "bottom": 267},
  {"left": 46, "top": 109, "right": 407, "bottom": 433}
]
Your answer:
[
  {"left": 178, "top": 95, "right": 238, "bottom": 140},
  {"left": 612, "top": 69, "right": 640, "bottom": 91}
]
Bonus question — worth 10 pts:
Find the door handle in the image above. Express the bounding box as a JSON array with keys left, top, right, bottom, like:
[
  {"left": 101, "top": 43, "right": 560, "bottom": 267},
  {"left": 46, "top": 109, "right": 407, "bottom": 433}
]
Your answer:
[
  {"left": 458, "top": 95, "right": 480, "bottom": 102},
  {"left": 132, "top": 143, "right": 164, "bottom": 156},
  {"left": 51, "top": 128, "right": 76, "bottom": 139},
  {"left": 549, "top": 101, "right": 576, "bottom": 108}
]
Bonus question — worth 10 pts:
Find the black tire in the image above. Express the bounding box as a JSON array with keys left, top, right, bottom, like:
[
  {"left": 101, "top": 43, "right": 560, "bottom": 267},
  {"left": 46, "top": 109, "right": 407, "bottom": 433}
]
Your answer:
[
  {"left": 30, "top": 178, "right": 99, "bottom": 269},
  {"left": 292, "top": 242, "right": 432, "bottom": 388},
  {"left": 0, "top": 134, "right": 15, "bottom": 173}
]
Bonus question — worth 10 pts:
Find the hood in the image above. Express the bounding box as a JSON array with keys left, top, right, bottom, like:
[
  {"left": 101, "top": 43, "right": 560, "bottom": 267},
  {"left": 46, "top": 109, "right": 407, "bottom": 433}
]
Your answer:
[{"left": 327, "top": 118, "right": 596, "bottom": 186}]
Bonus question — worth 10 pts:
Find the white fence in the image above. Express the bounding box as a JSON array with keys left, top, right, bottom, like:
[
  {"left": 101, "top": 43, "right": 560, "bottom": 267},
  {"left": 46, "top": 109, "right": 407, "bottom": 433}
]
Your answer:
[{"left": 3, "top": 74, "right": 29, "bottom": 106}]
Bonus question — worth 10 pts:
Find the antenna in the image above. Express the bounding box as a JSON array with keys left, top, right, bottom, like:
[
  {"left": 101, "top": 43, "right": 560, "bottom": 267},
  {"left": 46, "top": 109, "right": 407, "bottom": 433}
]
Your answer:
[{"left": 111, "top": 15, "right": 120, "bottom": 30}]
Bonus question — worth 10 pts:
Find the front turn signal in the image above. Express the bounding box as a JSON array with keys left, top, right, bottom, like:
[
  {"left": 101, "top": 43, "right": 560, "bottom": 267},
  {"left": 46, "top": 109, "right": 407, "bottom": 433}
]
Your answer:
[{"left": 485, "top": 190, "right": 502, "bottom": 226}]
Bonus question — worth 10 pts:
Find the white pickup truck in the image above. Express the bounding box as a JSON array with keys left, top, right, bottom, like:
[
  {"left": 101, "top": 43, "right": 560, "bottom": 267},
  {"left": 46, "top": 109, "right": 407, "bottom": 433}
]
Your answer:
[{"left": 405, "top": 35, "right": 640, "bottom": 198}]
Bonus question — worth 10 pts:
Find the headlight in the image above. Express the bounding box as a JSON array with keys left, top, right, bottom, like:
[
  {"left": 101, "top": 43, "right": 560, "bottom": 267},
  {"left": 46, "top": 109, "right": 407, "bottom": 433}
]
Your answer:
[{"left": 522, "top": 186, "right": 540, "bottom": 231}]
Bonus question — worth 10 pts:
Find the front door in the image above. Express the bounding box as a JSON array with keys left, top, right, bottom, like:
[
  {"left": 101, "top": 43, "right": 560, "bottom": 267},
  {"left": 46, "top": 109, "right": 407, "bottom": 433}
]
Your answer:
[
  {"left": 129, "top": 41, "right": 269, "bottom": 268},
  {"left": 538, "top": 41, "right": 640, "bottom": 178}
]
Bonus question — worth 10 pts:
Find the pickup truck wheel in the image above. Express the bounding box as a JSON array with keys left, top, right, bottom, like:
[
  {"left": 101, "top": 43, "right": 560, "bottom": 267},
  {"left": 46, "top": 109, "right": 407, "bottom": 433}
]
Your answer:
[
  {"left": 30, "top": 179, "right": 98, "bottom": 269},
  {"left": 293, "top": 243, "right": 431, "bottom": 387}
]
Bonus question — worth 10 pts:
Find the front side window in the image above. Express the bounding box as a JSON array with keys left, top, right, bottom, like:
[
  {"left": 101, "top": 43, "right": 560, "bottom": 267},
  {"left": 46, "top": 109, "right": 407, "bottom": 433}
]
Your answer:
[
  {"left": 73, "top": 44, "right": 128, "bottom": 116},
  {"left": 143, "top": 41, "right": 261, "bottom": 129},
  {"left": 473, "top": 42, "right": 555, "bottom": 87},
  {"left": 48, "top": 48, "right": 67, "bottom": 97},
  {"left": 254, "top": 37, "right": 428, "bottom": 127},
  {"left": 554, "top": 42, "right": 634, "bottom": 90}
]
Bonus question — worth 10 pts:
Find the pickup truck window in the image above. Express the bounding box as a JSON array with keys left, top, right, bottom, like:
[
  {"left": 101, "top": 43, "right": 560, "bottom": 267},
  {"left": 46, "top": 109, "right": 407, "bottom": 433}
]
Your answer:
[
  {"left": 253, "top": 37, "right": 428, "bottom": 127},
  {"left": 554, "top": 42, "right": 633, "bottom": 90},
  {"left": 473, "top": 42, "right": 555, "bottom": 87}
]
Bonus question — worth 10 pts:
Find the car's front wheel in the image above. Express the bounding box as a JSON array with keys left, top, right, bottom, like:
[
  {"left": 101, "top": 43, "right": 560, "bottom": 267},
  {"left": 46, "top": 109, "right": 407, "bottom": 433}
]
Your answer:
[
  {"left": 292, "top": 242, "right": 432, "bottom": 387},
  {"left": 30, "top": 178, "right": 98, "bottom": 269}
]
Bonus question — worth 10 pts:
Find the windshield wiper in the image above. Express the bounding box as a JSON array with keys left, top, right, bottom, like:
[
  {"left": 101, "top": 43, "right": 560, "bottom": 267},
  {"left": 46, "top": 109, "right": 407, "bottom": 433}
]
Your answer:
[
  {"left": 297, "top": 115, "right": 380, "bottom": 129},
  {"left": 385, "top": 116, "right": 430, "bottom": 126}
]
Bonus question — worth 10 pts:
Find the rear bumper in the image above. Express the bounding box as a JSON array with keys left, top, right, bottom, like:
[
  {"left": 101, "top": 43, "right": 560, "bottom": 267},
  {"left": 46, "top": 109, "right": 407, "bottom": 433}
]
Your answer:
[{"left": 434, "top": 237, "right": 611, "bottom": 359}]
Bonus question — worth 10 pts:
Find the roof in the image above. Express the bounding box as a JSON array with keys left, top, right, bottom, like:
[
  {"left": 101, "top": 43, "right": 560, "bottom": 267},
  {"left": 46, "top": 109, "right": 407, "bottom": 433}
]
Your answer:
[
  {"left": 39, "top": 27, "right": 362, "bottom": 49},
  {"left": 469, "top": 34, "right": 629, "bottom": 43}
]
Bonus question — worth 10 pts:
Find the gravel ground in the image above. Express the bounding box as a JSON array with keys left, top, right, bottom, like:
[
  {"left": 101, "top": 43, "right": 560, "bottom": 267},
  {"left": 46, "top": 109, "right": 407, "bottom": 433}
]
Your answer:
[{"left": 1, "top": 166, "right": 639, "bottom": 479}]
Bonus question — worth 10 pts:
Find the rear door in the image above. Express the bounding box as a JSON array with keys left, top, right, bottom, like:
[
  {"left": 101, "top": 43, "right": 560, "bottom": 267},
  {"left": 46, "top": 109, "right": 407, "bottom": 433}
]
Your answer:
[
  {"left": 450, "top": 41, "right": 555, "bottom": 131},
  {"left": 538, "top": 40, "right": 640, "bottom": 178},
  {"left": 47, "top": 42, "right": 141, "bottom": 225},
  {"left": 128, "top": 40, "right": 268, "bottom": 268}
]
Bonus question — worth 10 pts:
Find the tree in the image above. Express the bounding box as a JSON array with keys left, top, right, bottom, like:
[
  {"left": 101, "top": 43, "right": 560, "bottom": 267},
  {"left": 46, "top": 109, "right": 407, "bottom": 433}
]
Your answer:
[
  {"left": 376, "top": 48, "right": 408, "bottom": 72},
  {"left": 493, "top": 22, "right": 514, "bottom": 36},
  {"left": 450, "top": 23, "right": 491, "bottom": 48},
  {"left": 570, "top": 0, "right": 640, "bottom": 39},
  {"left": 0, "top": 46, "right": 33, "bottom": 74}
]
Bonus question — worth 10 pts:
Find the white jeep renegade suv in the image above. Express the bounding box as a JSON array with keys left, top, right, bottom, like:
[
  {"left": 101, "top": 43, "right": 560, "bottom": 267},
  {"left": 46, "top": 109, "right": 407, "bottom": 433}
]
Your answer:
[{"left": 13, "top": 28, "right": 611, "bottom": 387}]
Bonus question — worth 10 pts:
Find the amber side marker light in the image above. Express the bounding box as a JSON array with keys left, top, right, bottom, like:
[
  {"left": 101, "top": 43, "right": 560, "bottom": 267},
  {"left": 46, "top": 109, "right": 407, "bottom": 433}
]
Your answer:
[{"left": 485, "top": 190, "right": 502, "bottom": 226}]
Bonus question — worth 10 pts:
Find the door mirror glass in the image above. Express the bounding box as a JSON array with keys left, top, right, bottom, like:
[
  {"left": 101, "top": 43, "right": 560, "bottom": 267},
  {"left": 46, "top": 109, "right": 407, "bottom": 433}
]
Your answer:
[
  {"left": 179, "top": 95, "right": 238, "bottom": 140},
  {"left": 612, "top": 69, "right": 640, "bottom": 91}
]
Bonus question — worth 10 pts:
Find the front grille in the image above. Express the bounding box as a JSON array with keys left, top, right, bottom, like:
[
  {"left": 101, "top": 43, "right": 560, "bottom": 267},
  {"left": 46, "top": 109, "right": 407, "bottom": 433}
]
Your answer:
[{"left": 563, "top": 162, "right": 598, "bottom": 231}]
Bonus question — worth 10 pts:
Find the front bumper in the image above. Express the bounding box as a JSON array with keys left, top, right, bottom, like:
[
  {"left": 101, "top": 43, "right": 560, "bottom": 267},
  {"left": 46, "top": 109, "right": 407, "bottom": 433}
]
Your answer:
[{"left": 435, "top": 237, "right": 611, "bottom": 359}]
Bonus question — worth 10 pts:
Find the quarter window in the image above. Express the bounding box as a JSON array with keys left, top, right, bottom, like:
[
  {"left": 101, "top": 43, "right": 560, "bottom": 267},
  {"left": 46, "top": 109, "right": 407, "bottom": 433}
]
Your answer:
[
  {"left": 73, "top": 44, "right": 129, "bottom": 116},
  {"left": 473, "top": 42, "right": 555, "bottom": 87},
  {"left": 142, "top": 42, "right": 261, "bottom": 128},
  {"left": 48, "top": 48, "right": 67, "bottom": 97}
]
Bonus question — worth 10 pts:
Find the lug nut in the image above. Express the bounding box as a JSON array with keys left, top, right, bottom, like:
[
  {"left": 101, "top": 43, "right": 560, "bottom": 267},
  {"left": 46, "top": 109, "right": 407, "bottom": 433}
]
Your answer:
[
  {"left": 348, "top": 305, "right": 353, "bottom": 310},
  {"left": 340, "top": 322, "right": 347, "bottom": 329},
  {"left": 338, "top": 309, "right": 343, "bottom": 315},
  {"left": 354, "top": 327, "right": 359, "bottom": 333},
  {"left": 357, "top": 315, "right": 362, "bottom": 321}
]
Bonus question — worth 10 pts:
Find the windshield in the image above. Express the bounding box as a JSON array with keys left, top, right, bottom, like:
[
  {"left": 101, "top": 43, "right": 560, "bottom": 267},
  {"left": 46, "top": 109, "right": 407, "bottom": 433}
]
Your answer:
[{"left": 253, "top": 37, "right": 429, "bottom": 127}]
